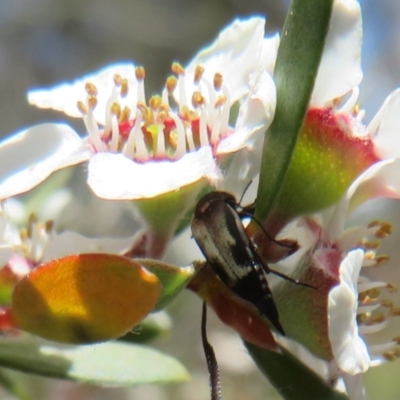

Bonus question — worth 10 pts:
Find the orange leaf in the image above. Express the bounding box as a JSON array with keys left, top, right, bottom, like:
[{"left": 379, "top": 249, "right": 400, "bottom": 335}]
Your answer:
[{"left": 12, "top": 254, "right": 161, "bottom": 344}]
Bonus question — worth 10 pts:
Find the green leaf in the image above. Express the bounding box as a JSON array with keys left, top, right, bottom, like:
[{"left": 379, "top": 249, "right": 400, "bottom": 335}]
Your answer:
[
  {"left": 137, "top": 259, "right": 194, "bottom": 311},
  {"left": 0, "top": 338, "right": 189, "bottom": 386},
  {"left": 255, "top": 0, "right": 334, "bottom": 222},
  {"left": 0, "top": 367, "right": 32, "bottom": 400},
  {"left": 246, "top": 342, "right": 349, "bottom": 400},
  {"left": 120, "top": 311, "right": 171, "bottom": 343}
]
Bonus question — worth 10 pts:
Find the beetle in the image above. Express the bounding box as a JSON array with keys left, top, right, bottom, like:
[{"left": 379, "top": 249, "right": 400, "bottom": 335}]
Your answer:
[{"left": 191, "top": 190, "right": 287, "bottom": 335}]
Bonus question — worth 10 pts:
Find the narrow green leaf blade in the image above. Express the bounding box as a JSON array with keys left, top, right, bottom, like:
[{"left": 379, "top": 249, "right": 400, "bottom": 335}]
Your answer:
[
  {"left": 256, "top": 0, "right": 334, "bottom": 221},
  {"left": 246, "top": 342, "right": 349, "bottom": 400},
  {"left": 0, "top": 339, "right": 189, "bottom": 386}
]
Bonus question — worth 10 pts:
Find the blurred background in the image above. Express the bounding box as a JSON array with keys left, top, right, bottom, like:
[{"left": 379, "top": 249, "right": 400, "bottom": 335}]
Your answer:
[{"left": 0, "top": 0, "right": 400, "bottom": 399}]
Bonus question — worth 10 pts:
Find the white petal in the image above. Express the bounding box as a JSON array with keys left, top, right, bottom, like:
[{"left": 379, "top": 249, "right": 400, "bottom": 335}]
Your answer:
[
  {"left": 217, "top": 69, "right": 276, "bottom": 154},
  {"left": 179, "top": 17, "right": 266, "bottom": 103},
  {"left": 259, "top": 33, "right": 280, "bottom": 74},
  {"left": 28, "top": 63, "right": 138, "bottom": 125},
  {"left": 42, "top": 231, "right": 136, "bottom": 262},
  {"left": 0, "top": 246, "right": 12, "bottom": 268},
  {"left": 87, "top": 146, "right": 221, "bottom": 200},
  {"left": 311, "top": 0, "right": 362, "bottom": 106},
  {"left": 336, "top": 226, "right": 368, "bottom": 253},
  {"left": 327, "top": 159, "right": 400, "bottom": 240},
  {"left": 0, "top": 124, "right": 91, "bottom": 200},
  {"left": 371, "top": 89, "right": 400, "bottom": 158},
  {"left": 341, "top": 372, "right": 367, "bottom": 400},
  {"left": 328, "top": 249, "right": 370, "bottom": 375}
]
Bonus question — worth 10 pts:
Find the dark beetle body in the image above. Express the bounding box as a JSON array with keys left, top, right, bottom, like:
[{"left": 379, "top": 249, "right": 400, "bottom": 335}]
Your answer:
[{"left": 191, "top": 191, "right": 284, "bottom": 335}]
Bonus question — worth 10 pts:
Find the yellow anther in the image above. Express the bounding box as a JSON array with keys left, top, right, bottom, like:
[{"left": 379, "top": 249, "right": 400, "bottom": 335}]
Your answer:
[
  {"left": 181, "top": 105, "right": 196, "bottom": 121},
  {"left": 363, "top": 288, "right": 380, "bottom": 300},
  {"left": 363, "top": 240, "right": 381, "bottom": 251},
  {"left": 137, "top": 102, "right": 153, "bottom": 125},
  {"left": 119, "top": 106, "right": 131, "bottom": 123},
  {"left": 120, "top": 78, "right": 129, "bottom": 97},
  {"left": 77, "top": 101, "right": 88, "bottom": 115},
  {"left": 368, "top": 221, "right": 393, "bottom": 238},
  {"left": 194, "top": 65, "right": 204, "bottom": 84},
  {"left": 389, "top": 308, "right": 400, "bottom": 317},
  {"left": 19, "top": 228, "right": 28, "bottom": 242},
  {"left": 113, "top": 74, "right": 122, "bottom": 85},
  {"left": 172, "top": 62, "right": 185, "bottom": 76},
  {"left": 356, "top": 313, "right": 368, "bottom": 324},
  {"left": 375, "top": 255, "right": 390, "bottom": 267},
  {"left": 358, "top": 293, "right": 371, "bottom": 304},
  {"left": 87, "top": 96, "right": 98, "bottom": 110},
  {"left": 192, "top": 91, "right": 205, "bottom": 108},
  {"left": 382, "top": 300, "right": 394, "bottom": 309},
  {"left": 214, "top": 95, "right": 227, "bottom": 109},
  {"left": 157, "top": 110, "right": 168, "bottom": 124},
  {"left": 45, "top": 220, "right": 54, "bottom": 234},
  {"left": 386, "top": 283, "right": 398, "bottom": 292},
  {"left": 213, "top": 72, "right": 223, "bottom": 91},
  {"left": 331, "top": 97, "right": 341, "bottom": 107},
  {"left": 165, "top": 76, "right": 177, "bottom": 95},
  {"left": 383, "top": 351, "right": 399, "bottom": 362},
  {"left": 27, "top": 214, "right": 38, "bottom": 238},
  {"left": 366, "top": 314, "right": 385, "bottom": 325},
  {"left": 110, "top": 102, "right": 121, "bottom": 118},
  {"left": 159, "top": 103, "right": 170, "bottom": 113},
  {"left": 149, "top": 95, "right": 162, "bottom": 110},
  {"left": 363, "top": 250, "right": 376, "bottom": 261},
  {"left": 393, "top": 336, "right": 400, "bottom": 345},
  {"left": 135, "top": 66, "right": 145, "bottom": 81},
  {"left": 85, "top": 82, "right": 98, "bottom": 96}
]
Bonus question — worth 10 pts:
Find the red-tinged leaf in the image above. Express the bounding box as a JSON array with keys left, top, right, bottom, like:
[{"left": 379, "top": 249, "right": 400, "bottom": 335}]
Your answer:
[
  {"left": 0, "top": 306, "right": 15, "bottom": 331},
  {"left": 11, "top": 254, "right": 161, "bottom": 344},
  {"left": 188, "top": 264, "right": 279, "bottom": 352}
]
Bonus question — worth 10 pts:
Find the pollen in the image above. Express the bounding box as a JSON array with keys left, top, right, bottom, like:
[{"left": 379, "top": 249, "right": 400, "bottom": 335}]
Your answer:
[
  {"left": 213, "top": 73, "right": 223, "bottom": 91},
  {"left": 110, "top": 102, "right": 121, "bottom": 118},
  {"left": 194, "top": 65, "right": 204, "bottom": 84},
  {"left": 77, "top": 101, "right": 88, "bottom": 115},
  {"left": 149, "top": 95, "right": 162, "bottom": 111},
  {"left": 135, "top": 67, "right": 145, "bottom": 82},
  {"left": 214, "top": 96, "right": 227, "bottom": 109},
  {"left": 368, "top": 220, "right": 393, "bottom": 238},
  {"left": 171, "top": 62, "right": 185, "bottom": 76},
  {"left": 85, "top": 82, "right": 98, "bottom": 96},
  {"left": 356, "top": 229, "right": 400, "bottom": 366},
  {"left": 192, "top": 91, "right": 205, "bottom": 108},
  {"left": 165, "top": 76, "right": 177, "bottom": 95},
  {"left": 119, "top": 106, "right": 131, "bottom": 123}
]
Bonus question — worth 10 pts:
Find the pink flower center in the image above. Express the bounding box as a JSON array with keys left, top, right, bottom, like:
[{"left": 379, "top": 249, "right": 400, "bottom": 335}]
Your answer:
[{"left": 77, "top": 64, "right": 234, "bottom": 162}]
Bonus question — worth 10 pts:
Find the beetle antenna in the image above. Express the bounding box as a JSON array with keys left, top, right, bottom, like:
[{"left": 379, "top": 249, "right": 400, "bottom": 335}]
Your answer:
[
  {"left": 239, "top": 211, "right": 295, "bottom": 250},
  {"left": 237, "top": 180, "right": 253, "bottom": 206}
]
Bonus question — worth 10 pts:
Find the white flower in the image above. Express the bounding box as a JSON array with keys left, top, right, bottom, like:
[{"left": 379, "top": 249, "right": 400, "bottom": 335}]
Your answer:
[
  {"left": 0, "top": 17, "right": 278, "bottom": 201},
  {"left": 310, "top": 0, "right": 400, "bottom": 164},
  {"left": 292, "top": 158, "right": 400, "bottom": 399},
  {"left": 0, "top": 198, "right": 138, "bottom": 274}
]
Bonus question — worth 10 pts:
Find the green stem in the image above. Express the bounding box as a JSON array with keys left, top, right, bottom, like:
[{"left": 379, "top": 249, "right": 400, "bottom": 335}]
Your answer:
[
  {"left": 255, "top": 0, "right": 334, "bottom": 222},
  {"left": 245, "top": 342, "right": 349, "bottom": 400}
]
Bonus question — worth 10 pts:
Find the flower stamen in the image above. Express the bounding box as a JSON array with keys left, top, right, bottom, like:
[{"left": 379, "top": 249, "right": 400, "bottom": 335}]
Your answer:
[{"left": 74, "top": 63, "right": 237, "bottom": 162}]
